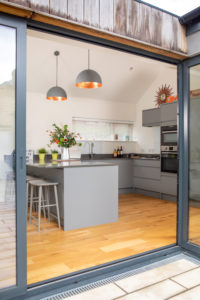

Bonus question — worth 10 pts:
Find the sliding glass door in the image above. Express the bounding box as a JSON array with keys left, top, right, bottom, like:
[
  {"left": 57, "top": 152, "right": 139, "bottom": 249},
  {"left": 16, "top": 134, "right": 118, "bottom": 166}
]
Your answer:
[
  {"left": 0, "top": 14, "right": 26, "bottom": 299},
  {"left": 180, "top": 55, "right": 200, "bottom": 254}
]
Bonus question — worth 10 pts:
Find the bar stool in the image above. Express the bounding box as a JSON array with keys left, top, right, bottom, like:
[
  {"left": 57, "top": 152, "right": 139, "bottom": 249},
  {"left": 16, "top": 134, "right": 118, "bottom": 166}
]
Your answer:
[
  {"left": 29, "top": 179, "right": 61, "bottom": 232},
  {"left": 26, "top": 175, "right": 39, "bottom": 217}
]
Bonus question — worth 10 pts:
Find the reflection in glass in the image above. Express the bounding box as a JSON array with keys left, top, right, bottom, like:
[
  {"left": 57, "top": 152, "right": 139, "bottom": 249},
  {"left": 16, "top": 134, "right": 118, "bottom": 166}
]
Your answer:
[
  {"left": 0, "top": 25, "right": 16, "bottom": 288},
  {"left": 189, "top": 64, "right": 200, "bottom": 245}
]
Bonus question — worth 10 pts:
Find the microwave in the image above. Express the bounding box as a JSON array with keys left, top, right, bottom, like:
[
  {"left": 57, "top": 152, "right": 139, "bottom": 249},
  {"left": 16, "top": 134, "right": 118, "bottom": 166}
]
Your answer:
[{"left": 161, "top": 125, "right": 177, "bottom": 146}]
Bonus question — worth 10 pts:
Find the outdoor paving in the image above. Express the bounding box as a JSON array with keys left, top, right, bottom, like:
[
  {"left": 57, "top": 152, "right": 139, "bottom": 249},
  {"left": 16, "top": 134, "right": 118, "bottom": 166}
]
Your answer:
[{"left": 60, "top": 255, "right": 200, "bottom": 300}]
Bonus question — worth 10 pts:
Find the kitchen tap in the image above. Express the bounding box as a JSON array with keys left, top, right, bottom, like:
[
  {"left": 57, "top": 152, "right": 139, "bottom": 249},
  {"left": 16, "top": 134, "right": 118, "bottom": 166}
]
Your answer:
[{"left": 85, "top": 141, "right": 95, "bottom": 159}]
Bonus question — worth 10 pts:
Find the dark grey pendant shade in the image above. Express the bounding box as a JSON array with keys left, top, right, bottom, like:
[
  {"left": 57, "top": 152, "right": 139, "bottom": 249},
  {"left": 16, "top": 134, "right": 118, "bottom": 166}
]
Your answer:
[
  {"left": 76, "top": 50, "right": 102, "bottom": 89},
  {"left": 46, "top": 86, "right": 67, "bottom": 101},
  {"left": 46, "top": 51, "right": 67, "bottom": 101}
]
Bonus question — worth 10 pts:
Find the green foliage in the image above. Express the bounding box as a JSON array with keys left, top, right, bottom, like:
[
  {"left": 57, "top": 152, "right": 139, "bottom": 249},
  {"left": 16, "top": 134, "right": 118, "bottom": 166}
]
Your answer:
[
  {"left": 47, "top": 124, "right": 82, "bottom": 149},
  {"left": 51, "top": 149, "right": 58, "bottom": 153},
  {"left": 38, "top": 148, "right": 48, "bottom": 154}
]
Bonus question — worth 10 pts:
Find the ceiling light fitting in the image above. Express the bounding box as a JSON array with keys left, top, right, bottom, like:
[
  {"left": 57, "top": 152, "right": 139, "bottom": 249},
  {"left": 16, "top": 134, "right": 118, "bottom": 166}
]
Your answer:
[
  {"left": 76, "top": 49, "right": 102, "bottom": 89},
  {"left": 46, "top": 51, "right": 67, "bottom": 101}
]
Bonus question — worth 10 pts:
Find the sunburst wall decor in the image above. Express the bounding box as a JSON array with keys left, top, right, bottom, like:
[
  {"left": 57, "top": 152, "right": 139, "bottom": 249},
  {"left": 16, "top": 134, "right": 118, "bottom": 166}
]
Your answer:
[{"left": 155, "top": 84, "right": 173, "bottom": 107}]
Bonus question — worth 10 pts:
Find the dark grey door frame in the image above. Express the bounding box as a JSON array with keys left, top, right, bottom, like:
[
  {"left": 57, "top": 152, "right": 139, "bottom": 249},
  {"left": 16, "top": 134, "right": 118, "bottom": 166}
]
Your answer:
[
  {"left": 0, "top": 13, "right": 27, "bottom": 300},
  {"left": 178, "top": 54, "right": 200, "bottom": 256},
  {"left": 0, "top": 11, "right": 196, "bottom": 300}
]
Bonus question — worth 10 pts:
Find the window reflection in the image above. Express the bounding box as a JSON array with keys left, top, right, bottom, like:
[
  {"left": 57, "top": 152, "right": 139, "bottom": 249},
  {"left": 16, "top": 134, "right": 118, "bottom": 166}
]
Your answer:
[
  {"left": 0, "top": 25, "right": 16, "bottom": 289},
  {"left": 189, "top": 64, "right": 200, "bottom": 245}
]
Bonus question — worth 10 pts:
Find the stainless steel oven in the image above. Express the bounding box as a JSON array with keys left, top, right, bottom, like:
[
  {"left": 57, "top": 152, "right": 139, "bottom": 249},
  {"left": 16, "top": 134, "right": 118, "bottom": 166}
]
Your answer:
[
  {"left": 161, "top": 125, "right": 177, "bottom": 146},
  {"left": 161, "top": 146, "right": 178, "bottom": 173}
]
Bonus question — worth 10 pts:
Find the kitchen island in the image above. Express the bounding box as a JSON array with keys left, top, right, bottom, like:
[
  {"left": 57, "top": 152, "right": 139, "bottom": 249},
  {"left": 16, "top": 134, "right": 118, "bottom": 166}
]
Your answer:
[{"left": 27, "top": 161, "right": 118, "bottom": 231}]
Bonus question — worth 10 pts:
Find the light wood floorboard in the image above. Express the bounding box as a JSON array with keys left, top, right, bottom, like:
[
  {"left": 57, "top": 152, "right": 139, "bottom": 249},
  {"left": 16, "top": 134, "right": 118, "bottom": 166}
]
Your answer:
[{"left": 27, "top": 194, "right": 178, "bottom": 284}]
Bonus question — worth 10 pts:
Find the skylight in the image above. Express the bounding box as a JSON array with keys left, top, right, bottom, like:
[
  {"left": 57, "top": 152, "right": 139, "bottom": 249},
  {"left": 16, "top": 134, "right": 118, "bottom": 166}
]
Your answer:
[{"left": 142, "top": 0, "right": 200, "bottom": 16}]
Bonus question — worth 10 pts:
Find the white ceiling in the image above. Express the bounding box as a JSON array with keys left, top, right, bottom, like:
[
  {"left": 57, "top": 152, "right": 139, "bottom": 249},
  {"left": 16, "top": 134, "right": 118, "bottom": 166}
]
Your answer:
[{"left": 27, "top": 29, "right": 177, "bottom": 103}]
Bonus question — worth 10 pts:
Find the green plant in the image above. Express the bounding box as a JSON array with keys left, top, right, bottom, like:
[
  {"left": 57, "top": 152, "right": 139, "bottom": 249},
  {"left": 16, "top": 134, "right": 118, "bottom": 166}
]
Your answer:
[
  {"left": 51, "top": 149, "right": 58, "bottom": 154},
  {"left": 47, "top": 124, "right": 82, "bottom": 148},
  {"left": 38, "top": 148, "right": 48, "bottom": 154}
]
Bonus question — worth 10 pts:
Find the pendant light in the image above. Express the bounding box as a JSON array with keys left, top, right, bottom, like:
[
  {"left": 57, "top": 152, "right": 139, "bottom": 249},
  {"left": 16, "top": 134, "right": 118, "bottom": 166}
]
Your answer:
[
  {"left": 76, "top": 49, "right": 102, "bottom": 88},
  {"left": 46, "top": 51, "right": 67, "bottom": 101}
]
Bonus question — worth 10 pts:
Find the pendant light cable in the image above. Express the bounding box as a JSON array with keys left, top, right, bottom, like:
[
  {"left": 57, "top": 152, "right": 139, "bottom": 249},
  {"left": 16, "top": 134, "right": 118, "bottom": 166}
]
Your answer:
[
  {"left": 75, "top": 49, "right": 102, "bottom": 89},
  {"left": 46, "top": 50, "right": 67, "bottom": 101},
  {"left": 54, "top": 51, "right": 59, "bottom": 87},
  {"left": 88, "top": 49, "right": 90, "bottom": 70}
]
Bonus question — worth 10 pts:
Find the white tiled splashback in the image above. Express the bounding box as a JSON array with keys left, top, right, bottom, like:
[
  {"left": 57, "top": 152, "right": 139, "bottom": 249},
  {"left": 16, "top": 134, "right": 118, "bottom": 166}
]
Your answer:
[{"left": 78, "top": 141, "right": 134, "bottom": 155}]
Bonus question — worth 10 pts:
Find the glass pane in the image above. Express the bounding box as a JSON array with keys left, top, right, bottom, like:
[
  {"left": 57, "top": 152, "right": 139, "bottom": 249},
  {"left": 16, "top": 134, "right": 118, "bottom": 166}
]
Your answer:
[
  {"left": 189, "top": 64, "right": 200, "bottom": 245},
  {"left": 0, "top": 25, "right": 16, "bottom": 288}
]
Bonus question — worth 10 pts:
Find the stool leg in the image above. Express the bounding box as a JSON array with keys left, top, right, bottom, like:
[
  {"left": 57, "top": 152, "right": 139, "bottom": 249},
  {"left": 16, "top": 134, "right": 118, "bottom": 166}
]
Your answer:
[
  {"left": 54, "top": 185, "right": 61, "bottom": 229},
  {"left": 29, "top": 185, "right": 33, "bottom": 224},
  {"left": 41, "top": 188, "right": 46, "bottom": 219},
  {"left": 46, "top": 186, "right": 50, "bottom": 222},
  {"left": 38, "top": 186, "right": 42, "bottom": 232}
]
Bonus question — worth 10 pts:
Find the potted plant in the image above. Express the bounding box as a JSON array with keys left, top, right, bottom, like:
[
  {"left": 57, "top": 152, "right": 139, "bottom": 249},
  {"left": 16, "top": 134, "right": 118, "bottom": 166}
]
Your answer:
[
  {"left": 47, "top": 124, "right": 82, "bottom": 160},
  {"left": 51, "top": 149, "right": 58, "bottom": 161},
  {"left": 38, "top": 148, "right": 48, "bottom": 163}
]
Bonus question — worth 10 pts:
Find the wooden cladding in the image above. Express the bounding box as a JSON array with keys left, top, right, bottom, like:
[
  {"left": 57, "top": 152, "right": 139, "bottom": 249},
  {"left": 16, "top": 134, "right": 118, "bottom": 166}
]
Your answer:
[
  {"left": 190, "top": 89, "right": 200, "bottom": 99},
  {"left": 2, "top": 0, "right": 187, "bottom": 54}
]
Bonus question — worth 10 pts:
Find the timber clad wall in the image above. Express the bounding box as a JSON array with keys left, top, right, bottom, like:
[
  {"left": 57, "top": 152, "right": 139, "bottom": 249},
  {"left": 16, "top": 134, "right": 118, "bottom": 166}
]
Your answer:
[{"left": 2, "top": 0, "right": 186, "bottom": 53}]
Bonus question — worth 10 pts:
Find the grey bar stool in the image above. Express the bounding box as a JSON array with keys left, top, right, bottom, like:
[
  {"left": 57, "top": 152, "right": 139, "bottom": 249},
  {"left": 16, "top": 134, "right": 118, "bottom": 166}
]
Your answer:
[{"left": 29, "top": 179, "right": 61, "bottom": 232}]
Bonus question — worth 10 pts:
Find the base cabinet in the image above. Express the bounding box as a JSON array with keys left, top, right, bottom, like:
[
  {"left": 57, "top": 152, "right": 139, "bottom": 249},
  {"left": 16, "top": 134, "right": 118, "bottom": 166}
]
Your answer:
[
  {"left": 160, "top": 173, "right": 177, "bottom": 196},
  {"left": 133, "top": 159, "right": 160, "bottom": 193}
]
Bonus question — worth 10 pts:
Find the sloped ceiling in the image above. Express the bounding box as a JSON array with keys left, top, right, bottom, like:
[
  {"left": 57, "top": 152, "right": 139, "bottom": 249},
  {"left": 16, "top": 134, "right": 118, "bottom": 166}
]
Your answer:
[{"left": 27, "top": 29, "right": 177, "bottom": 103}]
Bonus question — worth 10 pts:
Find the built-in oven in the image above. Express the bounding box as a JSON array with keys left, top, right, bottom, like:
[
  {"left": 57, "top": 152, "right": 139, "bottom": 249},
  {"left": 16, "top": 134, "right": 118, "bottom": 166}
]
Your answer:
[
  {"left": 161, "top": 125, "right": 177, "bottom": 146},
  {"left": 161, "top": 146, "right": 178, "bottom": 173}
]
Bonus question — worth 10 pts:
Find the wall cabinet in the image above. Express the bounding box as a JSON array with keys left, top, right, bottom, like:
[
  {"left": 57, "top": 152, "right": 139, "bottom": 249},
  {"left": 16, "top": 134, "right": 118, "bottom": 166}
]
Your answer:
[
  {"left": 142, "top": 108, "right": 160, "bottom": 127},
  {"left": 142, "top": 102, "right": 177, "bottom": 127},
  {"left": 160, "top": 102, "right": 177, "bottom": 125}
]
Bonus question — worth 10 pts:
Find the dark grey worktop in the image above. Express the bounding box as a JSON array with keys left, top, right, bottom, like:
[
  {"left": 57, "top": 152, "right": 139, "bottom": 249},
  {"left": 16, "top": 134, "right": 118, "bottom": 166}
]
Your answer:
[
  {"left": 32, "top": 153, "right": 160, "bottom": 165},
  {"left": 27, "top": 161, "right": 117, "bottom": 168}
]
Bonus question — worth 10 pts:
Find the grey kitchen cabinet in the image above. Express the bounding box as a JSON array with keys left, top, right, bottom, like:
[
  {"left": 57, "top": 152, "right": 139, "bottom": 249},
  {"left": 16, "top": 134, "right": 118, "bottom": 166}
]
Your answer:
[
  {"left": 132, "top": 159, "right": 161, "bottom": 193},
  {"left": 142, "top": 102, "right": 177, "bottom": 127},
  {"left": 160, "top": 173, "right": 177, "bottom": 196},
  {"left": 160, "top": 102, "right": 177, "bottom": 124},
  {"left": 133, "top": 177, "right": 161, "bottom": 193},
  {"left": 142, "top": 107, "right": 160, "bottom": 127},
  {"left": 97, "top": 159, "right": 133, "bottom": 189}
]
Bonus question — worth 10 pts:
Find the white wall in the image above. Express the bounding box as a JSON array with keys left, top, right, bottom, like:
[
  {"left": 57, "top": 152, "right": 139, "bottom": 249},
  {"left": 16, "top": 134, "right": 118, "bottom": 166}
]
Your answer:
[
  {"left": 26, "top": 92, "right": 136, "bottom": 154},
  {"left": 27, "top": 67, "right": 177, "bottom": 155},
  {"left": 133, "top": 68, "right": 177, "bottom": 154}
]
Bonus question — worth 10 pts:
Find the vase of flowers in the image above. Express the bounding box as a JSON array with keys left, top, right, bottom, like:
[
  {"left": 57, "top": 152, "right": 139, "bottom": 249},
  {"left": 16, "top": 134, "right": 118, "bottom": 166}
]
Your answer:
[
  {"left": 47, "top": 124, "right": 82, "bottom": 161},
  {"left": 61, "top": 147, "right": 69, "bottom": 160}
]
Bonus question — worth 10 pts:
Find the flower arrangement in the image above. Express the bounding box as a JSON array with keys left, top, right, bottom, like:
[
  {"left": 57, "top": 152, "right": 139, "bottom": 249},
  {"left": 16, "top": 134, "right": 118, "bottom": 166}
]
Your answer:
[{"left": 48, "top": 123, "right": 82, "bottom": 149}]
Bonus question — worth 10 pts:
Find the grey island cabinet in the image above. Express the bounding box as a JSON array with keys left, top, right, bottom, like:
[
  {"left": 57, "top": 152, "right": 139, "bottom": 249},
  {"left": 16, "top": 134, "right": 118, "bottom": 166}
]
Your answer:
[{"left": 27, "top": 161, "right": 118, "bottom": 231}]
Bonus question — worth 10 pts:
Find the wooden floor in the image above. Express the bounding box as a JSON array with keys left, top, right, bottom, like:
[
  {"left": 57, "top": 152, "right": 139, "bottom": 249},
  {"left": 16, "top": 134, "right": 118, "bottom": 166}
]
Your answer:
[
  {"left": 1, "top": 194, "right": 200, "bottom": 288},
  {"left": 27, "top": 194, "right": 178, "bottom": 284},
  {"left": 189, "top": 204, "right": 200, "bottom": 245}
]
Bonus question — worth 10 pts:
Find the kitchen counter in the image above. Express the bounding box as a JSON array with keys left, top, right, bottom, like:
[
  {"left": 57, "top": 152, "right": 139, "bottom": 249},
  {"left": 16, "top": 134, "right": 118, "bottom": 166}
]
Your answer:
[
  {"left": 27, "top": 160, "right": 116, "bottom": 168},
  {"left": 27, "top": 161, "right": 118, "bottom": 231}
]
